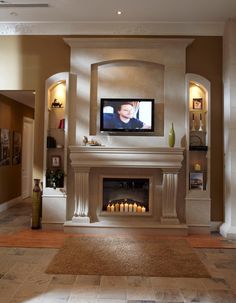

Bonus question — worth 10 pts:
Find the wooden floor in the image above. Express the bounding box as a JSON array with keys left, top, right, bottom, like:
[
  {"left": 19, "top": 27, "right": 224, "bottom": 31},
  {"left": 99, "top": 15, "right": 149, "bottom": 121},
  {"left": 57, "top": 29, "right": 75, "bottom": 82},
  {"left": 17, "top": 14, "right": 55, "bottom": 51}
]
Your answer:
[
  {"left": 0, "top": 199, "right": 236, "bottom": 249},
  {"left": 0, "top": 228, "right": 236, "bottom": 249}
]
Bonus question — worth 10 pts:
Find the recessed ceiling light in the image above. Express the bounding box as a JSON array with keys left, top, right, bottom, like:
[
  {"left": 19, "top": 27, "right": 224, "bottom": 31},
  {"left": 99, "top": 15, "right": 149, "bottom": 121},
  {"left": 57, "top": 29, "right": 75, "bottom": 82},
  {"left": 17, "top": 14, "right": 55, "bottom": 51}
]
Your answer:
[{"left": 117, "top": 10, "right": 122, "bottom": 15}]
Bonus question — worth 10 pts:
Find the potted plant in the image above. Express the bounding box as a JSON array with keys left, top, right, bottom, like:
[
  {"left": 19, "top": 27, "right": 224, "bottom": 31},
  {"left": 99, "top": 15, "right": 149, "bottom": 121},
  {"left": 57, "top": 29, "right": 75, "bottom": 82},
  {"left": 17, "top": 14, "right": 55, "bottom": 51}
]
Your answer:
[{"left": 46, "top": 169, "right": 64, "bottom": 189}]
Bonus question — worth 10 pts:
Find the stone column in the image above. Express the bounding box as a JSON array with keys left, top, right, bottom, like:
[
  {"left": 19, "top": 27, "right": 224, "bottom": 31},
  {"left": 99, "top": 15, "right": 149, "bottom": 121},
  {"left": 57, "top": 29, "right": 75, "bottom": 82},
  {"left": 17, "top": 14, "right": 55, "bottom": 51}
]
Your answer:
[
  {"left": 220, "top": 18, "right": 236, "bottom": 239},
  {"left": 72, "top": 167, "right": 90, "bottom": 223},
  {"left": 161, "top": 169, "right": 180, "bottom": 224}
]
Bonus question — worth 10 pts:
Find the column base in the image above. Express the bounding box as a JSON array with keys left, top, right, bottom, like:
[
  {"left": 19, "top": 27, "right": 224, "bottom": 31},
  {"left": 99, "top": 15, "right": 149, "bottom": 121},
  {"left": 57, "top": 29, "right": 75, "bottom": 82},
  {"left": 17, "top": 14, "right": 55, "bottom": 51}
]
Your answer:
[
  {"left": 161, "top": 217, "right": 180, "bottom": 225},
  {"left": 72, "top": 216, "right": 90, "bottom": 224},
  {"left": 220, "top": 222, "right": 236, "bottom": 239}
]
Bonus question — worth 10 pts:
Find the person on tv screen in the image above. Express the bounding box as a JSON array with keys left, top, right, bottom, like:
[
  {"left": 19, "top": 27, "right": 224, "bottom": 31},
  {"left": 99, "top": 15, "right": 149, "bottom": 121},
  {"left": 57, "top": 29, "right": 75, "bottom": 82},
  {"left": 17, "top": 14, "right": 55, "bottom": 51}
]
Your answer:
[{"left": 103, "top": 102, "right": 151, "bottom": 130}]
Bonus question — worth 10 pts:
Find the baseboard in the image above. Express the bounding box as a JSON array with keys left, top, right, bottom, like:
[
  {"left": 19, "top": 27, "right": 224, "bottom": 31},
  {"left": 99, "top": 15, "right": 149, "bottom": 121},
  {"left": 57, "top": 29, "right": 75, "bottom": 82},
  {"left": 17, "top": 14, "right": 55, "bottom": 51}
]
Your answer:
[{"left": 0, "top": 196, "right": 22, "bottom": 213}]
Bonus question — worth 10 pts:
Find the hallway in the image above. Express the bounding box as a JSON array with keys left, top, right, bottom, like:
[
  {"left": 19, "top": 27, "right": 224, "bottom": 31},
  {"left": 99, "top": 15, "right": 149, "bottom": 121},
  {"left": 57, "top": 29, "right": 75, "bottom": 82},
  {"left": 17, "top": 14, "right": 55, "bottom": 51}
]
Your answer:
[{"left": 0, "top": 200, "right": 236, "bottom": 302}]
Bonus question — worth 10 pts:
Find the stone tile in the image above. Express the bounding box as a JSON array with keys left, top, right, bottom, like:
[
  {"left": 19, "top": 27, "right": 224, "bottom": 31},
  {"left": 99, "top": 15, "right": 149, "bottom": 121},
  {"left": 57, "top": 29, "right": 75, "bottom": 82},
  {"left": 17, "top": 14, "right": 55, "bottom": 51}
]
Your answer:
[
  {"left": 154, "top": 289, "right": 184, "bottom": 302},
  {"left": 40, "top": 284, "right": 72, "bottom": 302},
  {"left": 180, "top": 288, "right": 213, "bottom": 303},
  {"left": 200, "top": 277, "right": 230, "bottom": 290},
  {"left": 0, "top": 279, "right": 21, "bottom": 302},
  {"left": 208, "top": 289, "right": 236, "bottom": 303},
  {"left": 71, "top": 285, "right": 99, "bottom": 298},
  {"left": 68, "top": 299, "right": 97, "bottom": 303},
  {"left": 97, "top": 300, "right": 126, "bottom": 303},
  {"left": 127, "top": 286, "right": 155, "bottom": 301},
  {"left": 151, "top": 277, "right": 205, "bottom": 290},
  {"left": 126, "top": 276, "right": 152, "bottom": 287},
  {"left": 100, "top": 276, "right": 127, "bottom": 288},
  {"left": 2, "top": 262, "right": 36, "bottom": 283},
  {"left": 98, "top": 286, "right": 127, "bottom": 300},
  {"left": 50, "top": 274, "right": 76, "bottom": 285},
  {"left": 75, "top": 275, "right": 101, "bottom": 286}
]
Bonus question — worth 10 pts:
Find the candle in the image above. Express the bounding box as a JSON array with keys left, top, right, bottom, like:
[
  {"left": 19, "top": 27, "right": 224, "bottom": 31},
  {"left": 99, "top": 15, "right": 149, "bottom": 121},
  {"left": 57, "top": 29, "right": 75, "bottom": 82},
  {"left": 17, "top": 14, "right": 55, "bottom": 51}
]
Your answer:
[
  {"left": 120, "top": 202, "right": 124, "bottom": 212},
  {"left": 128, "top": 203, "right": 133, "bottom": 212},
  {"left": 141, "top": 206, "right": 146, "bottom": 213},
  {"left": 115, "top": 202, "right": 119, "bottom": 212},
  {"left": 110, "top": 204, "right": 115, "bottom": 212},
  {"left": 137, "top": 205, "right": 142, "bottom": 213},
  {"left": 107, "top": 204, "right": 111, "bottom": 212},
  {"left": 124, "top": 202, "right": 129, "bottom": 212},
  {"left": 133, "top": 202, "right": 137, "bottom": 212}
]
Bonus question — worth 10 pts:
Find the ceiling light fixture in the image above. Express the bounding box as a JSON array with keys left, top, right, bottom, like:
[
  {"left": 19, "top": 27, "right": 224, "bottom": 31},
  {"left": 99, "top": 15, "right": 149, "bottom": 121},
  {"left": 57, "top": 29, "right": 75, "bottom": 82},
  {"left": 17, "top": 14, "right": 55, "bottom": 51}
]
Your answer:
[{"left": 117, "top": 10, "right": 122, "bottom": 15}]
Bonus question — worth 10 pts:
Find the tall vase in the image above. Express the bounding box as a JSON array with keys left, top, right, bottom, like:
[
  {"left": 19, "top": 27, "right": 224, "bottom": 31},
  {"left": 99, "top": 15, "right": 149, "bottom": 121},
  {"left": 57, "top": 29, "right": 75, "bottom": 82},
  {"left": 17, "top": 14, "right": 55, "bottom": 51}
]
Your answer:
[
  {"left": 169, "top": 122, "right": 175, "bottom": 147},
  {"left": 32, "top": 178, "right": 42, "bottom": 229}
]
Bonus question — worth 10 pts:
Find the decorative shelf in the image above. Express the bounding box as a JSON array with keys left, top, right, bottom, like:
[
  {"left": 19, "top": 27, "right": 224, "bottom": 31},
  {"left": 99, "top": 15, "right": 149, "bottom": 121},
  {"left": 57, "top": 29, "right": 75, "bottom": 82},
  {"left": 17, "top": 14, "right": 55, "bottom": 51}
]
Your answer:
[{"left": 189, "top": 145, "right": 208, "bottom": 151}]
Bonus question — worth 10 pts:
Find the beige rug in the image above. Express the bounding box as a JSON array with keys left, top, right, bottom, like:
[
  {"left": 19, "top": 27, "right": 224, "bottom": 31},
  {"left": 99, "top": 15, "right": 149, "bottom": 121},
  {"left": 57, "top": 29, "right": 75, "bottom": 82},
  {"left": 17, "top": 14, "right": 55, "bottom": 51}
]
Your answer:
[{"left": 46, "top": 236, "right": 210, "bottom": 277}]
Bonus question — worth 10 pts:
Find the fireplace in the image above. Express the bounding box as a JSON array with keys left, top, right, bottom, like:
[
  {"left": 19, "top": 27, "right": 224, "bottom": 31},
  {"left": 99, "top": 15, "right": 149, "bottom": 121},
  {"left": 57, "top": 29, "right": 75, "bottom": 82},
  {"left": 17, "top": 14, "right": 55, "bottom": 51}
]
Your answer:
[
  {"left": 68, "top": 146, "right": 185, "bottom": 228},
  {"left": 101, "top": 177, "right": 153, "bottom": 214}
]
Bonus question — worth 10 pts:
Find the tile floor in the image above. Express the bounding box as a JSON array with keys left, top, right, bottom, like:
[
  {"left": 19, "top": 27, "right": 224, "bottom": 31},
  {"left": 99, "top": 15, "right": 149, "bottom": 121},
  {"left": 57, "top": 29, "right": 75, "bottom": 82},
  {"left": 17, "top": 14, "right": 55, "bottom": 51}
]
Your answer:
[{"left": 0, "top": 200, "right": 236, "bottom": 303}]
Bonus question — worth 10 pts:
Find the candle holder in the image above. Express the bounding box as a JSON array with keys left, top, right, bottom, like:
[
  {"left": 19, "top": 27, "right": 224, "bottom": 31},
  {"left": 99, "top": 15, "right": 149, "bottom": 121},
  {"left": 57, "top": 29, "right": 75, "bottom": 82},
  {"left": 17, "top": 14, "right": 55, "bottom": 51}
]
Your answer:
[
  {"left": 199, "top": 113, "right": 203, "bottom": 131},
  {"left": 191, "top": 114, "right": 196, "bottom": 131}
]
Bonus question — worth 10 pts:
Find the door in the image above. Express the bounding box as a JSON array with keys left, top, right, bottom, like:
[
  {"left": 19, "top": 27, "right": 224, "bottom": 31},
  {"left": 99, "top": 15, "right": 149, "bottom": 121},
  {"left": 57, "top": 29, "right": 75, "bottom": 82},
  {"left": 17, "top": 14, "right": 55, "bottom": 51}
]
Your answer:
[{"left": 22, "top": 117, "right": 34, "bottom": 199}]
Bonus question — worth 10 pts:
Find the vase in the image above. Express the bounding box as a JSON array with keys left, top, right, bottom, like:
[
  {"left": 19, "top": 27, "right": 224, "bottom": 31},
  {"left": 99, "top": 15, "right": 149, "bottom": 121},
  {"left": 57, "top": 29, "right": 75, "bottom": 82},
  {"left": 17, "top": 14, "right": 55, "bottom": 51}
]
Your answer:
[
  {"left": 32, "top": 178, "right": 42, "bottom": 229},
  {"left": 168, "top": 122, "right": 175, "bottom": 147}
]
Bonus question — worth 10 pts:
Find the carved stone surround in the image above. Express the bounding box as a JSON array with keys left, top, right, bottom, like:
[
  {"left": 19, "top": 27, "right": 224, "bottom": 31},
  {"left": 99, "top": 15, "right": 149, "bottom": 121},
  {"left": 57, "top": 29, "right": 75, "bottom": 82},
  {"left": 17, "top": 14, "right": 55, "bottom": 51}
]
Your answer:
[{"left": 68, "top": 146, "right": 184, "bottom": 228}]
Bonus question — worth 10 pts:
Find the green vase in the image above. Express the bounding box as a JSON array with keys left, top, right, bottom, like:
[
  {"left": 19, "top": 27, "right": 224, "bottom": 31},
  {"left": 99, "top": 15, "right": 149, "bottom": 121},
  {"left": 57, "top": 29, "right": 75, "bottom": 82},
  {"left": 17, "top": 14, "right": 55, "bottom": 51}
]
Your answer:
[{"left": 169, "top": 122, "right": 175, "bottom": 147}]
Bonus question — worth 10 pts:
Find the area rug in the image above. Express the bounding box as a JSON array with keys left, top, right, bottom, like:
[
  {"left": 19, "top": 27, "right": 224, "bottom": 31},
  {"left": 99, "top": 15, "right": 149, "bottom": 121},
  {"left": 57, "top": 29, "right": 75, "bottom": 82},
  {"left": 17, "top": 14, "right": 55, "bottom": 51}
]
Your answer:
[{"left": 46, "top": 236, "right": 211, "bottom": 277}]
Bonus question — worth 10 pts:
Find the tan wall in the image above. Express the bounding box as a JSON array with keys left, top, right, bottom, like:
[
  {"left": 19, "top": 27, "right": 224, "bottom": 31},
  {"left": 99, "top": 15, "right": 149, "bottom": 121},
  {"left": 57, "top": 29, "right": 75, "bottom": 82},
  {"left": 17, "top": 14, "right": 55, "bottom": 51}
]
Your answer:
[
  {"left": 0, "top": 35, "right": 70, "bottom": 183},
  {"left": 0, "top": 35, "right": 223, "bottom": 221},
  {"left": 0, "top": 94, "right": 34, "bottom": 203},
  {"left": 186, "top": 37, "right": 223, "bottom": 221}
]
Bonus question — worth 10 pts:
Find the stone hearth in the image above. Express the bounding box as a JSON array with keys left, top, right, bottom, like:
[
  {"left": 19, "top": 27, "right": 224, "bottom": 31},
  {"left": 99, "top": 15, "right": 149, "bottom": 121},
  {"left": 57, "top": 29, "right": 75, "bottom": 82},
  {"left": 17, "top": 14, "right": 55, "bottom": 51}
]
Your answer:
[{"left": 64, "top": 146, "right": 187, "bottom": 235}]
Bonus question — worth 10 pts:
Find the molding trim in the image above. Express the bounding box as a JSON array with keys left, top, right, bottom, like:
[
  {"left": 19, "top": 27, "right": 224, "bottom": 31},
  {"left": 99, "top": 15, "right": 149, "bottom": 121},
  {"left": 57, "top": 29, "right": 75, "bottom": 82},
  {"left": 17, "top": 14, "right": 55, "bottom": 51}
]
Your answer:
[
  {"left": 0, "top": 21, "right": 225, "bottom": 36},
  {"left": 0, "top": 196, "right": 22, "bottom": 213}
]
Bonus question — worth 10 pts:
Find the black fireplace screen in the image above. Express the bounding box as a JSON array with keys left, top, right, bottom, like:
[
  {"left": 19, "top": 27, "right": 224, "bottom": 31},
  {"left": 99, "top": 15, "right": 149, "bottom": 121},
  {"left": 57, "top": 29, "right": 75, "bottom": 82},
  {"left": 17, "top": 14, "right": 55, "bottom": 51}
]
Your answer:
[{"left": 103, "top": 178, "right": 149, "bottom": 212}]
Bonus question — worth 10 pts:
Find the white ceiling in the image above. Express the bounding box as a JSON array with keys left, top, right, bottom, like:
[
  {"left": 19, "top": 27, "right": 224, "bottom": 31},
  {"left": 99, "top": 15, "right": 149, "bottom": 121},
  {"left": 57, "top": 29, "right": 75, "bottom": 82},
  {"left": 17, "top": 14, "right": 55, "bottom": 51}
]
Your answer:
[
  {"left": 1, "top": 0, "right": 235, "bottom": 103},
  {"left": 0, "top": 0, "right": 236, "bottom": 35}
]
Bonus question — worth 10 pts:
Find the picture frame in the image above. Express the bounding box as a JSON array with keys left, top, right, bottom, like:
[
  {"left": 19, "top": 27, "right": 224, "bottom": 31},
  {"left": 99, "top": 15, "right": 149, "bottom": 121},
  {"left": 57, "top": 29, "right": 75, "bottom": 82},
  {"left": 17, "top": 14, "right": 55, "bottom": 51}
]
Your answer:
[
  {"left": 12, "top": 131, "right": 22, "bottom": 165},
  {"left": 0, "top": 128, "right": 10, "bottom": 166},
  {"left": 192, "top": 98, "right": 203, "bottom": 110},
  {"left": 190, "top": 172, "right": 204, "bottom": 190},
  {"left": 51, "top": 155, "right": 61, "bottom": 168}
]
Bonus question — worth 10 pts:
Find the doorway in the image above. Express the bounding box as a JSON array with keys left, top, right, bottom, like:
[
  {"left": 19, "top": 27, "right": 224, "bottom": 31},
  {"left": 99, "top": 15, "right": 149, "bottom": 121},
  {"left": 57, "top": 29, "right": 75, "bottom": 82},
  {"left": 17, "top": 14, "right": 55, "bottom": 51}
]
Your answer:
[{"left": 22, "top": 117, "right": 34, "bottom": 199}]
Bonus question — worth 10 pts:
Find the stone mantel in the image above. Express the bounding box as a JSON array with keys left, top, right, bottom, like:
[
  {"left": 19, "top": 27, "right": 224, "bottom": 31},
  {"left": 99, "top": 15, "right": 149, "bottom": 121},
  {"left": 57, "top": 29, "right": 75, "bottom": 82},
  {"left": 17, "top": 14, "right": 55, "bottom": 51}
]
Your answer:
[
  {"left": 69, "top": 146, "right": 185, "bottom": 169},
  {"left": 69, "top": 146, "right": 185, "bottom": 226}
]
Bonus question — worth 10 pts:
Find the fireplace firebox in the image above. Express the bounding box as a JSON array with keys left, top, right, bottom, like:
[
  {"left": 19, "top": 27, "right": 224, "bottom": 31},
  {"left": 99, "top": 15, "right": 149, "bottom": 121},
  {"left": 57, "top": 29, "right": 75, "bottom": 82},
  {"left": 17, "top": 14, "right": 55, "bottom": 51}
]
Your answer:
[{"left": 102, "top": 177, "right": 152, "bottom": 214}]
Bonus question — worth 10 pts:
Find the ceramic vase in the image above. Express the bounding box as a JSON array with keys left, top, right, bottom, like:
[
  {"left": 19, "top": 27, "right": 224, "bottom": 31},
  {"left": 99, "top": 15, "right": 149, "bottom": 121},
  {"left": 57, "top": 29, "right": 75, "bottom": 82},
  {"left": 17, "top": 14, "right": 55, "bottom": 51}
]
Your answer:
[
  {"left": 168, "top": 122, "right": 175, "bottom": 147},
  {"left": 32, "top": 178, "right": 42, "bottom": 229}
]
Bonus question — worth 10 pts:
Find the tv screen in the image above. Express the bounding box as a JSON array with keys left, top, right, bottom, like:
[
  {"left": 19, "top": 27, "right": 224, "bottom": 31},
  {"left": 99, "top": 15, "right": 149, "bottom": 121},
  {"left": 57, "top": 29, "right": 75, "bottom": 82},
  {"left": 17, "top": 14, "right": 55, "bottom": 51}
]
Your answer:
[{"left": 100, "top": 98, "right": 154, "bottom": 132}]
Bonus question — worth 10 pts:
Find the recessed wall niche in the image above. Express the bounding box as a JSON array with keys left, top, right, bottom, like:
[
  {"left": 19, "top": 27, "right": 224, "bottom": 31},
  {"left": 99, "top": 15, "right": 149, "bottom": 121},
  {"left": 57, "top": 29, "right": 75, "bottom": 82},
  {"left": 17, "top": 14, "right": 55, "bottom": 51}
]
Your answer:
[{"left": 90, "top": 59, "right": 164, "bottom": 136}]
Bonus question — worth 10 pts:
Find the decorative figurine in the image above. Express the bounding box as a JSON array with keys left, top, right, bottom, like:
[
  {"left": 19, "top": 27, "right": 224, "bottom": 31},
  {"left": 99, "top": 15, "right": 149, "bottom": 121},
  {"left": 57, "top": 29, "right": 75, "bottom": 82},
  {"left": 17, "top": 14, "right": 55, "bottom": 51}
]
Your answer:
[{"left": 83, "top": 136, "right": 88, "bottom": 146}]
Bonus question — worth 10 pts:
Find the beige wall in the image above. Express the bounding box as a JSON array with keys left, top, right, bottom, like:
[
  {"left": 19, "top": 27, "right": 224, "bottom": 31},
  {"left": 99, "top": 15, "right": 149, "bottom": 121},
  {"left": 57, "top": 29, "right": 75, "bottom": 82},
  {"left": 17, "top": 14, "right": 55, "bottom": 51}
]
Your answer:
[
  {"left": 0, "top": 35, "right": 223, "bottom": 222},
  {"left": 0, "top": 94, "right": 34, "bottom": 203},
  {"left": 0, "top": 36, "right": 70, "bottom": 183}
]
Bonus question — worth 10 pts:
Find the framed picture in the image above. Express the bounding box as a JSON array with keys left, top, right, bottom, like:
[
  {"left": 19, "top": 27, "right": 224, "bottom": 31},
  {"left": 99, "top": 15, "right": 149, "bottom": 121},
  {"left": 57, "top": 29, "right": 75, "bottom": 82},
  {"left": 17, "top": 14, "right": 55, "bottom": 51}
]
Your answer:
[
  {"left": 0, "top": 128, "right": 10, "bottom": 166},
  {"left": 51, "top": 155, "right": 61, "bottom": 168},
  {"left": 190, "top": 172, "right": 203, "bottom": 190},
  {"left": 193, "top": 98, "right": 203, "bottom": 110},
  {"left": 12, "top": 131, "right": 22, "bottom": 165}
]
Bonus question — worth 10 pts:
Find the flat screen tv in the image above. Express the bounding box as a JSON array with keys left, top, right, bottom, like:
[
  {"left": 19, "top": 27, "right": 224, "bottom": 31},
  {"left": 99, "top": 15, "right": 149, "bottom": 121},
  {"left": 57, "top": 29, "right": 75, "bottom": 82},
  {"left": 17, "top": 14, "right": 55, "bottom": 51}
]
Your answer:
[{"left": 100, "top": 98, "right": 155, "bottom": 133}]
